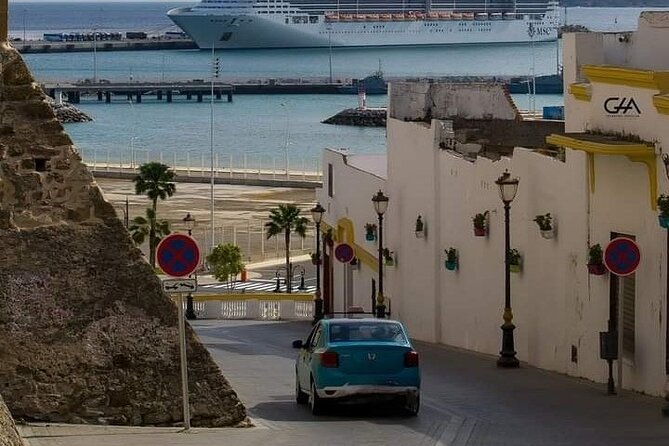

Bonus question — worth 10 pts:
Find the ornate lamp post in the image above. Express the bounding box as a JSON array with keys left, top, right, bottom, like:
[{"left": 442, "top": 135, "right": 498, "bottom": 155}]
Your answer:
[
  {"left": 495, "top": 170, "right": 520, "bottom": 368},
  {"left": 372, "top": 190, "right": 389, "bottom": 318},
  {"left": 183, "top": 213, "right": 197, "bottom": 320},
  {"left": 311, "top": 203, "right": 325, "bottom": 322}
]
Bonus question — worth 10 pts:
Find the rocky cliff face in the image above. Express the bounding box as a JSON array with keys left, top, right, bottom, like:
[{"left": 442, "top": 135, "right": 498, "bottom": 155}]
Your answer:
[
  {"left": 0, "top": 44, "right": 246, "bottom": 426},
  {"left": 0, "top": 395, "right": 23, "bottom": 446}
]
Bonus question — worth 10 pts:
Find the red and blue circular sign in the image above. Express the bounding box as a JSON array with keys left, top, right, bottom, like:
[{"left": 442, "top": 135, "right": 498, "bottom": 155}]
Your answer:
[
  {"left": 604, "top": 237, "right": 640, "bottom": 277},
  {"left": 156, "top": 233, "right": 201, "bottom": 277},
  {"left": 335, "top": 243, "right": 355, "bottom": 263}
]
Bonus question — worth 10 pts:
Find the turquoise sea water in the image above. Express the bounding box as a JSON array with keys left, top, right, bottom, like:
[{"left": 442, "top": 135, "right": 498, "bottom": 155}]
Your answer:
[{"left": 9, "top": 3, "right": 662, "bottom": 164}]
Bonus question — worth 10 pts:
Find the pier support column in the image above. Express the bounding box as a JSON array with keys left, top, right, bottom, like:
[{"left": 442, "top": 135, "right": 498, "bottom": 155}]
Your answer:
[
  {"left": 157, "top": 90, "right": 163, "bottom": 100},
  {"left": 54, "top": 89, "right": 63, "bottom": 105},
  {"left": 136, "top": 93, "right": 142, "bottom": 103},
  {"left": 167, "top": 90, "right": 173, "bottom": 103},
  {"left": 186, "top": 93, "right": 192, "bottom": 100},
  {"left": 127, "top": 94, "right": 132, "bottom": 101},
  {"left": 197, "top": 93, "right": 203, "bottom": 102},
  {"left": 97, "top": 91, "right": 103, "bottom": 101},
  {"left": 67, "top": 92, "right": 80, "bottom": 104},
  {"left": 105, "top": 91, "right": 111, "bottom": 103},
  {"left": 227, "top": 92, "right": 233, "bottom": 103},
  {"left": 216, "top": 91, "right": 222, "bottom": 100}
]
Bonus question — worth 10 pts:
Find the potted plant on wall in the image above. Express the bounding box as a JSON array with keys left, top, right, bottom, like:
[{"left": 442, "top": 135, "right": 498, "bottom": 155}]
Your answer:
[
  {"left": 444, "top": 248, "right": 458, "bottom": 271},
  {"left": 658, "top": 195, "right": 669, "bottom": 229},
  {"left": 587, "top": 244, "right": 607, "bottom": 275},
  {"left": 533, "top": 213, "right": 555, "bottom": 239},
  {"left": 508, "top": 248, "right": 522, "bottom": 273},
  {"left": 382, "top": 248, "right": 394, "bottom": 266},
  {"left": 472, "top": 211, "right": 488, "bottom": 237},
  {"left": 364, "top": 223, "right": 377, "bottom": 241}
]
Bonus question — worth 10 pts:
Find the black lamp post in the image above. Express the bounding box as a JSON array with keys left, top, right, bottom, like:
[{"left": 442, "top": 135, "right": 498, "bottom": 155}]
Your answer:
[
  {"left": 495, "top": 170, "right": 520, "bottom": 368},
  {"left": 662, "top": 154, "right": 669, "bottom": 416},
  {"left": 183, "top": 213, "right": 197, "bottom": 320},
  {"left": 372, "top": 190, "right": 389, "bottom": 318},
  {"left": 311, "top": 203, "right": 325, "bottom": 322}
]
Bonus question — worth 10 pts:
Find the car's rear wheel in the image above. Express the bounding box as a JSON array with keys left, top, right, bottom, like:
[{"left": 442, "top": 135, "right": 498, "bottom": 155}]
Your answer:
[
  {"left": 295, "top": 373, "right": 308, "bottom": 404},
  {"left": 404, "top": 392, "right": 420, "bottom": 416},
  {"left": 309, "top": 379, "right": 325, "bottom": 415}
]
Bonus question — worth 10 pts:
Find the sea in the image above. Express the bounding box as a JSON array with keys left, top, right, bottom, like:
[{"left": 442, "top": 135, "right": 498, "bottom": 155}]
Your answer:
[{"left": 7, "top": 2, "right": 668, "bottom": 166}]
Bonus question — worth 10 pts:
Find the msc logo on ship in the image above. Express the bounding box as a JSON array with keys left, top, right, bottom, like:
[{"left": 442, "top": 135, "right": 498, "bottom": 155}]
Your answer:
[
  {"left": 604, "top": 97, "right": 641, "bottom": 116},
  {"left": 527, "top": 23, "right": 553, "bottom": 38}
]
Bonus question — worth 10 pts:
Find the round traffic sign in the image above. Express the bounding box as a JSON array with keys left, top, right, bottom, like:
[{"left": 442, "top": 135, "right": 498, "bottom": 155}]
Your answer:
[
  {"left": 604, "top": 237, "right": 640, "bottom": 277},
  {"left": 156, "top": 233, "right": 201, "bottom": 278},
  {"left": 334, "top": 243, "right": 355, "bottom": 263}
]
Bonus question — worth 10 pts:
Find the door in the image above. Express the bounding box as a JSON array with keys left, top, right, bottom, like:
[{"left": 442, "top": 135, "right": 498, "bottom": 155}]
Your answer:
[{"left": 298, "top": 324, "right": 322, "bottom": 391}]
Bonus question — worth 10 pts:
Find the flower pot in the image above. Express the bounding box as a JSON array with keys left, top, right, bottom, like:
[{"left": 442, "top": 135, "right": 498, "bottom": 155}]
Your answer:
[
  {"left": 473, "top": 227, "right": 486, "bottom": 237},
  {"left": 587, "top": 263, "right": 607, "bottom": 275},
  {"left": 540, "top": 228, "right": 555, "bottom": 239},
  {"left": 509, "top": 263, "right": 522, "bottom": 274},
  {"left": 659, "top": 215, "right": 669, "bottom": 229},
  {"left": 365, "top": 233, "right": 376, "bottom": 241},
  {"left": 445, "top": 260, "right": 458, "bottom": 271}
]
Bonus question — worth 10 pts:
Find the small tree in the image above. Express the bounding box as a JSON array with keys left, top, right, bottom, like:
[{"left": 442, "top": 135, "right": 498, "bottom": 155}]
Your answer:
[
  {"left": 207, "top": 243, "right": 244, "bottom": 290},
  {"left": 129, "top": 208, "right": 171, "bottom": 263}
]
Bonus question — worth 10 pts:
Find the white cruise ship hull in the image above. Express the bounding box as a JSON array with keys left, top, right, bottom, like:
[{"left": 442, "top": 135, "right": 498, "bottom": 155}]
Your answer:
[{"left": 168, "top": 7, "right": 558, "bottom": 50}]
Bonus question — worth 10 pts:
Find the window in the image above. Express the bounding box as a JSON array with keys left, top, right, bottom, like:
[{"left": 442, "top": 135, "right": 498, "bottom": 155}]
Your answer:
[
  {"left": 329, "top": 322, "right": 407, "bottom": 343},
  {"left": 328, "top": 163, "right": 334, "bottom": 197}
]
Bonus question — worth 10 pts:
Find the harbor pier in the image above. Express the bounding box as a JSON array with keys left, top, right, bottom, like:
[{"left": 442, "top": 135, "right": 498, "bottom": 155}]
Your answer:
[{"left": 43, "top": 81, "right": 234, "bottom": 104}]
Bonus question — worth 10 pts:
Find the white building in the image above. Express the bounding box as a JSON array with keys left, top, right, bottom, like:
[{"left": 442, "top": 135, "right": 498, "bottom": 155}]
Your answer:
[{"left": 317, "top": 12, "right": 669, "bottom": 397}]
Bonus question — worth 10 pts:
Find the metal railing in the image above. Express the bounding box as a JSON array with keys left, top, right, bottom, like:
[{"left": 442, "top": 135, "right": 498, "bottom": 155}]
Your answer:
[
  {"left": 79, "top": 148, "right": 322, "bottom": 182},
  {"left": 184, "top": 294, "right": 314, "bottom": 320}
]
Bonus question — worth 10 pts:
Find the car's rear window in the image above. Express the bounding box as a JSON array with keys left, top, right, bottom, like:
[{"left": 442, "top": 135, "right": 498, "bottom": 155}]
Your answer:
[{"left": 329, "top": 322, "right": 407, "bottom": 343}]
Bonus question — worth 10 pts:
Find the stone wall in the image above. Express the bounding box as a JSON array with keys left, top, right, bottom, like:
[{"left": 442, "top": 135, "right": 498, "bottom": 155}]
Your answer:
[
  {"left": 0, "top": 45, "right": 246, "bottom": 425},
  {"left": 0, "top": 395, "right": 23, "bottom": 446}
]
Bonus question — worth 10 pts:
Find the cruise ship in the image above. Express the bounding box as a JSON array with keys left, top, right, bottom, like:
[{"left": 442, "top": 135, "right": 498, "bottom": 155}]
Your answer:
[{"left": 167, "top": 0, "right": 559, "bottom": 49}]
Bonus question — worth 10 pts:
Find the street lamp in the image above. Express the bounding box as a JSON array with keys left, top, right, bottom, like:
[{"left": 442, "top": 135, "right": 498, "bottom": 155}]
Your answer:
[
  {"left": 372, "top": 190, "right": 389, "bottom": 318},
  {"left": 311, "top": 202, "right": 325, "bottom": 322},
  {"left": 183, "top": 213, "right": 197, "bottom": 320},
  {"left": 495, "top": 170, "right": 520, "bottom": 368}
]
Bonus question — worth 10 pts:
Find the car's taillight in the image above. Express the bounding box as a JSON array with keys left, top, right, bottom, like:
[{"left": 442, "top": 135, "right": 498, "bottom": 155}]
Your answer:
[
  {"left": 404, "top": 350, "right": 419, "bottom": 367},
  {"left": 320, "top": 351, "right": 339, "bottom": 368}
]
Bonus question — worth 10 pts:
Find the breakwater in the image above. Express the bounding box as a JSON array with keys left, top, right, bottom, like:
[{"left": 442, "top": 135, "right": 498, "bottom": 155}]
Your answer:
[
  {"left": 322, "top": 108, "right": 386, "bottom": 127},
  {"left": 12, "top": 38, "right": 197, "bottom": 54}
]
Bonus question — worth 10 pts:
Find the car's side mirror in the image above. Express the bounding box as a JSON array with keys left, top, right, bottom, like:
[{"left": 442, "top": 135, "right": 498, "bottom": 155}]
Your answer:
[{"left": 292, "top": 340, "right": 303, "bottom": 349}]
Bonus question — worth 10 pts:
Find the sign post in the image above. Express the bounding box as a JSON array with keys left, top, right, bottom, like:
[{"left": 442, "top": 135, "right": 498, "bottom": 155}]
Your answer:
[{"left": 156, "top": 233, "right": 201, "bottom": 432}]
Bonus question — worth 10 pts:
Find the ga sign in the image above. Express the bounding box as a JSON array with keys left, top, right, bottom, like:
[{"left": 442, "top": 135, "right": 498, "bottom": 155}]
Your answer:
[{"left": 604, "top": 97, "right": 641, "bottom": 116}]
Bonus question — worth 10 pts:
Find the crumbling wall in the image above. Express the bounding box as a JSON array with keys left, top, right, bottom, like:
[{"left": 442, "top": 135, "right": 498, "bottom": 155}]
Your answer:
[
  {"left": 0, "top": 395, "right": 23, "bottom": 446},
  {"left": 0, "top": 45, "right": 246, "bottom": 426},
  {"left": 389, "top": 82, "right": 519, "bottom": 122}
]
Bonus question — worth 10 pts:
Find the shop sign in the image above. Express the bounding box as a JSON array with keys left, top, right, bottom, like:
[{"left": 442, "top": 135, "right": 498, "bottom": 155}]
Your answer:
[{"left": 604, "top": 97, "right": 641, "bottom": 117}]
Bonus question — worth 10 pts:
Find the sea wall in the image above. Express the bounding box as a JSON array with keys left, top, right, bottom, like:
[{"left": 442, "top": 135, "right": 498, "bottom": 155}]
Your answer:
[{"left": 0, "top": 44, "right": 246, "bottom": 425}]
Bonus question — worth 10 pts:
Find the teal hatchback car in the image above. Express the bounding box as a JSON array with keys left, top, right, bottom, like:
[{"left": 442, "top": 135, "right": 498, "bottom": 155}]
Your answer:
[{"left": 292, "top": 318, "right": 420, "bottom": 415}]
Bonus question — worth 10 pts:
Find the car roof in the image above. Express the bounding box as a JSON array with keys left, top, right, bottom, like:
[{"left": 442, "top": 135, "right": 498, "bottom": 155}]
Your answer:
[{"left": 323, "top": 318, "right": 402, "bottom": 325}]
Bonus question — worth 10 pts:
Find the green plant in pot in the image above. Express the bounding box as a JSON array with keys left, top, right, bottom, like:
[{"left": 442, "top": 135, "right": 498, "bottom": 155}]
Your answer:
[
  {"left": 658, "top": 195, "right": 669, "bottom": 229},
  {"left": 383, "top": 248, "right": 394, "bottom": 266},
  {"left": 533, "top": 213, "right": 555, "bottom": 239},
  {"left": 587, "top": 244, "right": 606, "bottom": 275},
  {"left": 444, "top": 248, "right": 458, "bottom": 271},
  {"left": 364, "top": 222, "right": 377, "bottom": 241},
  {"left": 472, "top": 211, "right": 488, "bottom": 237},
  {"left": 508, "top": 248, "right": 522, "bottom": 273}
]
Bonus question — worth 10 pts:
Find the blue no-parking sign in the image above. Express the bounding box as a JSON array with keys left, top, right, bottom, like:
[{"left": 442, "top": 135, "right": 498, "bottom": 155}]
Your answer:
[
  {"left": 156, "top": 234, "right": 200, "bottom": 278},
  {"left": 604, "top": 237, "right": 640, "bottom": 277}
]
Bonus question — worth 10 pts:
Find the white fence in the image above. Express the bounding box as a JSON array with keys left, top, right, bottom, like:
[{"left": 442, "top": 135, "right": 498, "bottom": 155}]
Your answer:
[
  {"left": 187, "top": 298, "right": 314, "bottom": 321},
  {"left": 79, "top": 148, "right": 322, "bottom": 180}
]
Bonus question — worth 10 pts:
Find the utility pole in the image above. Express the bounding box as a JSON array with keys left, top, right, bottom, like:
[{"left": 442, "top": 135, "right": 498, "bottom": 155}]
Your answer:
[
  {"left": 1, "top": 0, "right": 8, "bottom": 43},
  {"left": 210, "top": 43, "right": 219, "bottom": 251}
]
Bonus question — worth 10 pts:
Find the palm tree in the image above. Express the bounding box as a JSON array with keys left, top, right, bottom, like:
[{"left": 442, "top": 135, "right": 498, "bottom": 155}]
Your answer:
[
  {"left": 133, "top": 162, "right": 176, "bottom": 267},
  {"left": 129, "top": 208, "right": 171, "bottom": 265},
  {"left": 265, "top": 204, "right": 308, "bottom": 293}
]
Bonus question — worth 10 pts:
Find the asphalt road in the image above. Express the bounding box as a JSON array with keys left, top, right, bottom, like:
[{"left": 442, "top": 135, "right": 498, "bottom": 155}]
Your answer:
[{"left": 193, "top": 319, "right": 669, "bottom": 446}]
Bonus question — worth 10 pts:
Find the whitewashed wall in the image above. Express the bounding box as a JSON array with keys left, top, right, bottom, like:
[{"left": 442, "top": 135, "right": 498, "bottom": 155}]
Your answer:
[{"left": 317, "top": 150, "right": 387, "bottom": 315}]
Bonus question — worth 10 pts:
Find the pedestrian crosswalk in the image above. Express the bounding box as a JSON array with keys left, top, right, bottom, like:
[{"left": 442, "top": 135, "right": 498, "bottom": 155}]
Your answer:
[{"left": 199, "top": 279, "right": 316, "bottom": 294}]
